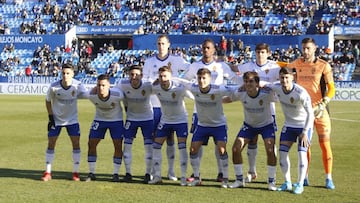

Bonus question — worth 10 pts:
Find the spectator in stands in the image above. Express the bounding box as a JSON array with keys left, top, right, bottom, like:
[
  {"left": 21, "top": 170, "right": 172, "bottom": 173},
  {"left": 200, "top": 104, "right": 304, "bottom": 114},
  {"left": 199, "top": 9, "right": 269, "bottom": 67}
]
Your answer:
[
  {"left": 228, "top": 38, "right": 235, "bottom": 56},
  {"left": 0, "top": 59, "right": 4, "bottom": 74},
  {"left": 316, "top": 19, "right": 332, "bottom": 34},
  {"left": 65, "top": 45, "right": 72, "bottom": 53},
  {"left": 0, "top": 22, "right": 5, "bottom": 34},
  {"left": 236, "top": 39, "right": 244, "bottom": 51},
  {"left": 338, "top": 52, "right": 352, "bottom": 64},
  {"left": 219, "top": 36, "right": 227, "bottom": 57},
  {"left": 2, "top": 45, "right": 9, "bottom": 53},
  {"left": 107, "top": 43, "right": 115, "bottom": 53},
  {"left": 352, "top": 44, "right": 359, "bottom": 65}
]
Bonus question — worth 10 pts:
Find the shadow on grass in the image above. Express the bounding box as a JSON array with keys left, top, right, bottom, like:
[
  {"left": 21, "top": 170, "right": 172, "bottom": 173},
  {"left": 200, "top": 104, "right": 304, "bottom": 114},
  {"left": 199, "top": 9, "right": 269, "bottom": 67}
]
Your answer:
[
  {"left": 0, "top": 168, "right": 128, "bottom": 182},
  {"left": 0, "top": 168, "right": 275, "bottom": 189}
]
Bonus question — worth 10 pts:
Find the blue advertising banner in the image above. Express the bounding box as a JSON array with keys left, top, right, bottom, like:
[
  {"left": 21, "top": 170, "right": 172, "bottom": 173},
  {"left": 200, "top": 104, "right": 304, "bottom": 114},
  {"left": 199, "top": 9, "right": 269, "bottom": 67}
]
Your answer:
[
  {"left": 334, "top": 26, "right": 360, "bottom": 35},
  {"left": 76, "top": 25, "right": 138, "bottom": 35},
  {"left": 0, "top": 35, "right": 65, "bottom": 49}
]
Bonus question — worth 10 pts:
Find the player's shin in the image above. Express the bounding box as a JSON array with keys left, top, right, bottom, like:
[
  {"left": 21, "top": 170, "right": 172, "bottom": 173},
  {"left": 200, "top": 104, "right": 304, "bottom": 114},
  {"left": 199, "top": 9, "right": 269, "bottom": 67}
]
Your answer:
[
  {"left": 298, "top": 150, "right": 308, "bottom": 185},
  {"left": 190, "top": 153, "right": 200, "bottom": 177},
  {"left": 219, "top": 152, "right": 229, "bottom": 180},
  {"left": 144, "top": 143, "right": 153, "bottom": 175},
  {"left": 166, "top": 142, "right": 176, "bottom": 177},
  {"left": 179, "top": 142, "right": 188, "bottom": 178},
  {"left": 279, "top": 144, "right": 291, "bottom": 182},
  {"left": 152, "top": 142, "right": 163, "bottom": 177},
  {"left": 72, "top": 149, "right": 81, "bottom": 173},
  {"left": 45, "top": 149, "right": 55, "bottom": 173},
  {"left": 123, "top": 143, "right": 132, "bottom": 174}
]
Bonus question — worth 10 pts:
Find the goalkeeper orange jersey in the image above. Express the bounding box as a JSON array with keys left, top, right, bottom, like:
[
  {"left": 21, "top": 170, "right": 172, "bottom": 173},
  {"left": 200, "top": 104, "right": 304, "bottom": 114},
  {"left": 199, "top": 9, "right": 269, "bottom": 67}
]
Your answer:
[{"left": 288, "top": 57, "right": 334, "bottom": 106}]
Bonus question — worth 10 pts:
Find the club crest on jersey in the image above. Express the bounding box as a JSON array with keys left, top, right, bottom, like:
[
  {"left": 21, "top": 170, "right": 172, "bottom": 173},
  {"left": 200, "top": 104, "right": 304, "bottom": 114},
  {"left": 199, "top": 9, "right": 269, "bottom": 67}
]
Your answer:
[
  {"left": 172, "top": 92, "right": 176, "bottom": 99},
  {"left": 72, "top": 90, "right": 75, "bottom": 97},
  {"left": 265, "top": 69, "right": 269, "bottom": 74},
  {"left": 290, "top": 97, "right": 295, "bottom": 103},
  {"left": 311, "top": 68, "right": 316, "bottom": 74},
  {"left": 111, "top": 102, "right": 115, "bottom": 108},
  {"left": 212, "top": 66, "right": 217, "bottom": 71},
  {"left": 259, "top": 99, "right": 263, "bottom": 106},
  {"left": 211, "top": 94, "right": 215, "bottom": 100},
  {"left": 167, "top": 62, "right": 172, "bottom": 69},
  {"left": 142, "top": 90, "right": 146, "bottom": 96}
]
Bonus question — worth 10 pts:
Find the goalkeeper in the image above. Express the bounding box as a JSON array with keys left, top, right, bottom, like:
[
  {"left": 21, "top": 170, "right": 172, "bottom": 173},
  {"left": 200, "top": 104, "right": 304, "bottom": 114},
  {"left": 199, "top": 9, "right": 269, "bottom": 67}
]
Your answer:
[{"left": 288, "top": 37, "right": 336, "bottom": 190}]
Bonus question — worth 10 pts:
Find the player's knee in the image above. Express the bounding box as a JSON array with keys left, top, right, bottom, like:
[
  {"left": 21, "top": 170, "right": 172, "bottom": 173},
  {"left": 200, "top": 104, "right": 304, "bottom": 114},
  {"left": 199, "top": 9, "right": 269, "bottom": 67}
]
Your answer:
[
  {"left": 124, "top": 138, "right": 134, "bottom": 144},
  {"left": 152, "top": 142, "right": 163, "bottom": 149},
  {"left": 279, "top": 144, "right": 290, "bottom": 152},
  {"left": 190, "top": 146, "right": 199, "bottom": 155},
  {"left": 178, "top": 142, "right": 186, "bottom": 150},
  {"left": 232, "top": 145, "right": 241, "bottom": 154}
]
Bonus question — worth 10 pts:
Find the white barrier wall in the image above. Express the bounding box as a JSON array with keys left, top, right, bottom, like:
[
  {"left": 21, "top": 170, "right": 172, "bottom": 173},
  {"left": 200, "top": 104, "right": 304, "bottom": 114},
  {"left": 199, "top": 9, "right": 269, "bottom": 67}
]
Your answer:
[
  {"left": 333, "top": 81, "right": 360, "bottom": 101},
  {"left": 0, "top": 76, "right": 98, "bottom": 95},
  {"left": 0, "top": 76, "right": 359, "bottom": 101}
]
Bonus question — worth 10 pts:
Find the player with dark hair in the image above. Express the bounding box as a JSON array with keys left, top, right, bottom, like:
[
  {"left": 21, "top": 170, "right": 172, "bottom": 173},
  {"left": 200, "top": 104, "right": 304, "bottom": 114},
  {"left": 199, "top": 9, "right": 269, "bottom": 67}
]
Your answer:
[
  {"left": 223, "top": 71, "right": 277, "bottom": 191},
  {"left": 85, "top": 74, "right": 124, "bottom": 182},
  {"left": 288, "top": 38, "right": 336, "bottom": 189},
  {"left": 236, "top": 43, "right": 280, "bottom": 183},
  {"left": 185, "top": 68, "right": 233, "bottom": 188},
  {"left": 266, "top": 67, "right": 314, "bottom": 194},
  {"left": 117, "top": 65, "right": 154, "bottom": 183},
  {"left": 148, "top": 65, "right": 190, "bottom": 186},
  {"left": 42, "top": 63, "right": 88, "bottom": 181}
]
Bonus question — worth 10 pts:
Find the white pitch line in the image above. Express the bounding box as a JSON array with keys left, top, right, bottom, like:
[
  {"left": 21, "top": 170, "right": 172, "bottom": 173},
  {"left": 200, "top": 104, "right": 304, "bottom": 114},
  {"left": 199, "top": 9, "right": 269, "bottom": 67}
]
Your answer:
[
  {"left": 331, "top": 117, "right": 360, "bottom": 123},
  {"left": 331, "top": 111, "right": 360, "bottom": 114}
]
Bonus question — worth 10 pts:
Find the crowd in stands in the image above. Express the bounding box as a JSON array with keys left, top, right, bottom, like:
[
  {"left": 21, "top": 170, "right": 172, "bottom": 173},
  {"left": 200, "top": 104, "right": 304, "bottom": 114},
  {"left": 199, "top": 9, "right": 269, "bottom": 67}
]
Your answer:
[
  {"left": 315, "top": 0, "right": 360, "bottom": 34},
  {"left": 1, "top": 35, "right": 358, "bottom": 81},
  {"left": 0, "top": 0, "right": 358, "bottom": 36}
]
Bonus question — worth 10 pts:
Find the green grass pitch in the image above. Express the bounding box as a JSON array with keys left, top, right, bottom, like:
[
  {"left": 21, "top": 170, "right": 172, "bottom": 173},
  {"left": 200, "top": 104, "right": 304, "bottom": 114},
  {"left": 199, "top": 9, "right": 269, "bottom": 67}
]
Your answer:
[{"left": 0, "top": 95, "right": 359, "bottom": 202}]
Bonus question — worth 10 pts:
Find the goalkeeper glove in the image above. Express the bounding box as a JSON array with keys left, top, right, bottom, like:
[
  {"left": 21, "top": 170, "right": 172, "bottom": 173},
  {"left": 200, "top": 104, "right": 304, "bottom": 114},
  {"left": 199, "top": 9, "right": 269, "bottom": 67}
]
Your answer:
[
  {"left": 47, "top": 115, "right": 55, "bottom": 131},
  {"left": 313, "top": 97, "right": 330, "bottom": 118}
]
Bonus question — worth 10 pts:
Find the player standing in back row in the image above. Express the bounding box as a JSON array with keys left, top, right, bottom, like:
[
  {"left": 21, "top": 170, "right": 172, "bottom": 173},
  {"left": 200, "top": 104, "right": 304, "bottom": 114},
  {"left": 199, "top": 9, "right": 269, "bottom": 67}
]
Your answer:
[
  {"left": 143, "top": 35, "right": 189, "bottom": 181},
  {"left": 288, "top": 38, "right": 336, "bottom": 189},
  {"left": 183, "top": 38, "right": 240, "bottom": 182},
  {"left": 223, "top": 71, "right": 277, "bottom": 191},
  {"left": 236, "top": 43, "right": 280, "bottom": 183}
]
